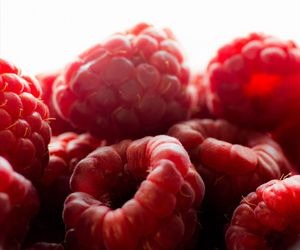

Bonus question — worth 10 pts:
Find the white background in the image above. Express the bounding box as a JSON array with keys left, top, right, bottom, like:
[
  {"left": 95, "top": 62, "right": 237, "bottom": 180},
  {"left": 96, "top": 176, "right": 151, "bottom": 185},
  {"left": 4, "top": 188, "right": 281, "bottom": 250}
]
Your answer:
[{"left": 0, "top": 0, "right": 299, "bottom": 75}]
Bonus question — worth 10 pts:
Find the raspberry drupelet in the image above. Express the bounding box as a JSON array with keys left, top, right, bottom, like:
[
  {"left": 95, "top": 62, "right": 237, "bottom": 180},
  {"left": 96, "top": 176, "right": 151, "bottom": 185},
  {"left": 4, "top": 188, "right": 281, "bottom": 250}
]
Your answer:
[
  {"left": 0, "top": 157, "right": 39, "bottom": 249},
  {"left": 226, "top": 175, "right": 300, "bottom": 250},
  {"left": 0, "top": 58, "right": 51, "bottom": 182},
  {"left": 206, "top": 33, "right": 300, "bottom": 131},
  {"left": 52, "top": 23, "right": 193, "bottom": 141},
  {"left": 63, "top": 135, "right": 205, "bottom": 250}
]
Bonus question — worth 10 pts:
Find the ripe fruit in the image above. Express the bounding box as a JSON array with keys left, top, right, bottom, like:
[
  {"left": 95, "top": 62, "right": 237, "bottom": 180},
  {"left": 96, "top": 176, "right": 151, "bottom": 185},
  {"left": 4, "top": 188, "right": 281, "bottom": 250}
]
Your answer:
[
  {"left": 206, "top": 33, "right": 300, "bottom": 130},
  {"left": 63, "top": 135, "right": 204, "bottom": 250},
  {"left": 168, "top": 119, "right": 293, "bottom": 214},
  {"left": 226, "top": 175, "right": 300, "bottom": 249},
  {"left": 53, "top": 23, "right": 193, "bottom": 141},
  {"left": 0, "top": 157, "right": 39, "bottom": 249},
  {"left": 0, "top": 58, "right": 51, "bottom": 182}
]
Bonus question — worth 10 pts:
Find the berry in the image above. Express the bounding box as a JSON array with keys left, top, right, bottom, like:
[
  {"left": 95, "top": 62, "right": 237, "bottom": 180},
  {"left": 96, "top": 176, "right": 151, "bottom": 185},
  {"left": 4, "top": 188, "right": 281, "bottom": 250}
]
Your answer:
[
  {"left": 226, "top": 175, "right": 300, "bottom": 250},
  {"left": 40, "top": 132, "right": 105, "bottom": 210},
  {"left": 0, "top": 156, "right": 39, "bottom": 249},
  {"left": 0, "top": 58, "right": 51, "bottom": 182},
  {"left": 53, "top": 23, "right": 193, "bottom": 141},
  {"left": 63, "top": 135, "right": 204, "bottom": 250},
  {"left": 168, "top": 119, "right": 293, "bottom": 214},
  {"left": 36, "top": 70, "right": 78, "bottom": 135},
  {"left": 206, "top": 33, "right": 300, "bottom": 130}
]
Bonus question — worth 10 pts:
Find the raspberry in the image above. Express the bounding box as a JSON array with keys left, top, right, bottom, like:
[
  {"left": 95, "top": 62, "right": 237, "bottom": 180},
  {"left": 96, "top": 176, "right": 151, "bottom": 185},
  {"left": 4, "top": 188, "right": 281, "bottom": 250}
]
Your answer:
[
  {"left": 40, "top": 132, "right": 105, "bottom": 210},
  {"left": 206, "top": 33, "right": 300, "bottom": 130},
  {"left": 53, "top": 23, "right": 192, "bottom": 141},
  {"left": 0, "top": 58, "right": 51, "bottom": 182},
  {"left": 25, "top": 242, "right": 64, "bottom": 250},
  {"left": 36, "top": 70, "right": 78, "bottom": 135},
  {"left": 63, "top": 135, "right": 204, "bottom": 250},
  {"left": 168, "top": 119, "right": 293, "bottom": 214},
  {"left": 0, "top": 157, "right": 39, "bottom": 249},
  {"left": 226, "top": 175, "right": 300, "bottom": 249}
]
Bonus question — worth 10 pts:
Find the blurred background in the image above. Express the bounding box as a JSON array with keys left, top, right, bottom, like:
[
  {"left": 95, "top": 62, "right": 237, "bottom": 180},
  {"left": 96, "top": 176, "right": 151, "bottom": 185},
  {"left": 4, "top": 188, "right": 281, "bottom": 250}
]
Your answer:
[{"left": 0, "top": 0, "right": 299, "bottom": 74}]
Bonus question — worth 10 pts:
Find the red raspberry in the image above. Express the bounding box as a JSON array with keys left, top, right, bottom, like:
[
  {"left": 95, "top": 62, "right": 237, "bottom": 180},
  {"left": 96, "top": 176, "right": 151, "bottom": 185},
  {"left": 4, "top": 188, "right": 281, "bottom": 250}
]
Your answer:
[
  {"left": 63, "top": 135, "right": 204, "bottom": 250},
  {"left": 25, "top": 242, "right": 64, "bottom": 250},
  {"left": 0, "top": 58, "right": 51, "bottom": 182},
  {"left": 53, "top": 23, "right": 192, "bottom": 141},
  {"left": 168, "top": 119, "right": 293, "bottom": 214},
  {"left": 36, "top": 70, "right": 79, "bottom": 135},
  {"left": 226, "top": 175, "right": 300, "bottom": 250},
  {"left": 40, "top": 132, "right": 105, "bottom": 210},
  {"left": 0, "top": 157, "right": 39, "bottom": 249},
  {"left": 206, "top": 33, "right": 300, "bottom": 130}
]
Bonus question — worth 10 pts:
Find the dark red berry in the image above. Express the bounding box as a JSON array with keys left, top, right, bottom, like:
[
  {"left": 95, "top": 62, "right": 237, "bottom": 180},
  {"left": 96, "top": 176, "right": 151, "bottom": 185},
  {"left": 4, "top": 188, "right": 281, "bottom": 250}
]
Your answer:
[
  {"left": 168, "top": 119, "right": 293, "bottom": 214},
  {"left": 63, "top": 135, "right": 204, "bottom": 250}
]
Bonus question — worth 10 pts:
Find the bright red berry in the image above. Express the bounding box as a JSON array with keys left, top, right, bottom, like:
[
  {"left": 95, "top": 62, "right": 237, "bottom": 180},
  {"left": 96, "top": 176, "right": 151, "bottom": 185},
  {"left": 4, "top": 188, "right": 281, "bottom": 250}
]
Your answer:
[
  {"left": 0, "top": 157, "right": 39, "bottom": 249},
  {"left": 206, "top": 33, "right": 300, "bottom": 130},
  {"left": 63, "top": 135, "right": 204, "bottom": 250},
  {"left": 52, "top": 23, "right": 193, "bottom": 141},
  {"left": 226, "top": 175, "right": 300, "bottom": 250},
  {"left": 0, "top": 58, "right": 51, "bottom": 182}
]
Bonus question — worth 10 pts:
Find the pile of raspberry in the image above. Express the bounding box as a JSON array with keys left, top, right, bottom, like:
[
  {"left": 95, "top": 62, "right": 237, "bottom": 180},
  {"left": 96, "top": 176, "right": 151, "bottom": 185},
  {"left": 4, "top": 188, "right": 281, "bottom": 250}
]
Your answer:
[{"left": 2, "top": 24, "right": 300, "bottom": 250}]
